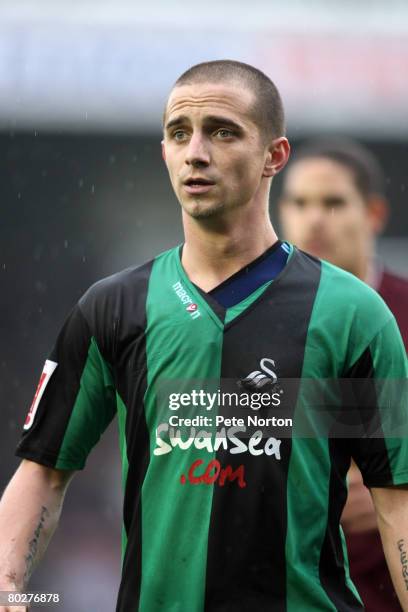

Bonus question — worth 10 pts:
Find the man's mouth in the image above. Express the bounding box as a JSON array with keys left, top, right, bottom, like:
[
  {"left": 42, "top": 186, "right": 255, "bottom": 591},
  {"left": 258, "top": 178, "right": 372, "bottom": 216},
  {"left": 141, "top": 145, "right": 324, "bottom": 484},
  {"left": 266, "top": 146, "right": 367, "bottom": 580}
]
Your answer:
[
  {"left": 183, "top": 177, "right": 215, "bottom": 194},
  {"left": 304, "top": 239, "right": 330, "bottom": 254}
]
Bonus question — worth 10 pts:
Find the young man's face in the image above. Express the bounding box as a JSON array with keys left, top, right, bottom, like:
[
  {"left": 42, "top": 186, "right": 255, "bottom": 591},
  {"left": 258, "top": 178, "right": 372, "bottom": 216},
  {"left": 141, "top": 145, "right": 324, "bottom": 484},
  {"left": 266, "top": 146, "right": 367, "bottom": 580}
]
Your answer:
[
  {"left": 162, "top": 80, "right": 270, "bottom": 220},
  {"left": 279, "top": 157, "right": 378, "bottom": 274}
]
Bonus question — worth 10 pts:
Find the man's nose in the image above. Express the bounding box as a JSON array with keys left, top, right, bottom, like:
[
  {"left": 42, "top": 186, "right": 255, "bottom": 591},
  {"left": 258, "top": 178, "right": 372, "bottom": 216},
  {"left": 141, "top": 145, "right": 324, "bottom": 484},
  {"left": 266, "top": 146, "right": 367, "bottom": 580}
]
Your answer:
[
  {"left": 307, "top": 204, "right": 326, "bottom": 227},
  {"left": 185, "top": 133, "right": 210, "bottom": 167}
]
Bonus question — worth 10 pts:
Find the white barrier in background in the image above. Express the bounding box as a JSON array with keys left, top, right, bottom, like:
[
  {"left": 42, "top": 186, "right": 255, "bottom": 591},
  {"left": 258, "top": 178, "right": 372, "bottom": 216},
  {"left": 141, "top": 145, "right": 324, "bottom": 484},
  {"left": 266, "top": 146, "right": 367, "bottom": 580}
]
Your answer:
[{"left": 0, "top": 1, "right": 407, "bottom": 135}]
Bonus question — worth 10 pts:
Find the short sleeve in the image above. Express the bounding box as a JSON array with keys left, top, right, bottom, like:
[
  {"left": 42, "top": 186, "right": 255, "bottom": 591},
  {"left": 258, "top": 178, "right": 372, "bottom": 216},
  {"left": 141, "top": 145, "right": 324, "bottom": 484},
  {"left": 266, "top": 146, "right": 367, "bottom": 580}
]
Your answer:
[
  {"left": 15, "top": 304, "right": 116, "bottom": 470},
  {"left": 348, "top": 316, "right": 408, "bottom": 487}
]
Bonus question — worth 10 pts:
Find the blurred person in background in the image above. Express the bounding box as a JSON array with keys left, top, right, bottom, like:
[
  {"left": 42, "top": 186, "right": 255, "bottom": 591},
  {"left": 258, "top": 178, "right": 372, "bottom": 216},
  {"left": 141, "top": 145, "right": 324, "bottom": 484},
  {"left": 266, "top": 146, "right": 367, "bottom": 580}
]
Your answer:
[
  {"left": 279, "top": 138, "right": 408, "bottom": 611},
  {"left": 0, "top": 62, "right": 407, "bottom": 612}
]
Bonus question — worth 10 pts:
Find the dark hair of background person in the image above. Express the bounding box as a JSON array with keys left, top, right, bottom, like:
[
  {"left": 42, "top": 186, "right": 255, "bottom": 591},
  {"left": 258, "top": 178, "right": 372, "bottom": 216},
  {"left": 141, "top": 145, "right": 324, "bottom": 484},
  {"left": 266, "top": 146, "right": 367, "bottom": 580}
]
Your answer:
[
  {"left": 289, "top": 138, "right": 386, "bottom": 200},
  {"left": 169, "top": 59, "right": 286, "bottom": 143}
]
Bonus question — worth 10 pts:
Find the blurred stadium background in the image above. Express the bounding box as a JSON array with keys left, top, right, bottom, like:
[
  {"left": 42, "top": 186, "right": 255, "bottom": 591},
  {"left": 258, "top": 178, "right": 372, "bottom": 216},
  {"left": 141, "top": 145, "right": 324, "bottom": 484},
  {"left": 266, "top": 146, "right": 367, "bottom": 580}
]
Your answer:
[{"left": 1, "top": 1, "right": 407, "bottom": 609}]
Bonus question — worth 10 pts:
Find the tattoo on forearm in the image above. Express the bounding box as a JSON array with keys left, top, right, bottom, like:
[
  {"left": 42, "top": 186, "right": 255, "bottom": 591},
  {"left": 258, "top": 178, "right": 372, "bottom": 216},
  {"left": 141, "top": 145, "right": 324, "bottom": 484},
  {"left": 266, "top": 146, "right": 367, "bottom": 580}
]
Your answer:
[
  {"left": 397, "top": 539, "right": 408, "bottom": 590},
  {"left": 5, "top": 570, "right": 17, "bottom": 583},
  {"left": 23, "top": 506, "right": 49, "bottom": 585}
]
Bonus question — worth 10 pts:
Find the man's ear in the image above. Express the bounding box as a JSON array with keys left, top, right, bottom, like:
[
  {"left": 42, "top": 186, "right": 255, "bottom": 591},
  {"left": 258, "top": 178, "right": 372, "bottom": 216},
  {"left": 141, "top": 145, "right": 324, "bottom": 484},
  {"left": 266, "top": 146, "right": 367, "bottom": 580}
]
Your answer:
[
  {"left": 263, "top": 137, "right": 290, "bottom": 178},
  {"left": 367, "top": 195, "right": 389, "bottom": 235},
  {"left": 161, "top": 140, "right": 166, "bottom": 162}
]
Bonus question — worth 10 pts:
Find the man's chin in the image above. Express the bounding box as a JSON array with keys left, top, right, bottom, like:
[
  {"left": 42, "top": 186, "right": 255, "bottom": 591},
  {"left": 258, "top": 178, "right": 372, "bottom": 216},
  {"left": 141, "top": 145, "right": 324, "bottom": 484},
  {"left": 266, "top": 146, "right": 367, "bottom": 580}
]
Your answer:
[
  {"left": 181, "top": 199, "right": 226, "bottom": 220},
  {"left": 302, "top": 242, "right": 331, "bottom": 260}
]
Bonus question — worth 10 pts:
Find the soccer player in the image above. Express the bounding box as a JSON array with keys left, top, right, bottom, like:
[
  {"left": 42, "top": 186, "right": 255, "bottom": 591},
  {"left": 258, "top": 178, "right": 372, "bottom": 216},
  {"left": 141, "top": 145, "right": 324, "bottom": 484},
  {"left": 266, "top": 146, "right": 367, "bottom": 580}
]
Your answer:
[
  {"left": 278, "top": 139, "right": 408, "bottom": 349},
  {"left": 279, "top": 138, "right": 408, "bottom": 610},
  {"left": 0, "top": 61, "right": 407, "bottom": 612}
]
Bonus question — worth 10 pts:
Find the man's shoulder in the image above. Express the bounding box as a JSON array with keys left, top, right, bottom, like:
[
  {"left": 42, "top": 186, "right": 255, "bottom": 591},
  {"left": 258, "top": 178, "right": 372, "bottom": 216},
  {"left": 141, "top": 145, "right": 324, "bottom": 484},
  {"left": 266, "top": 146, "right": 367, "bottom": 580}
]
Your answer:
[
  {"left": 83, "top": 260, "right": 153, "bottom": 300},
  {"left": 301, "top": 255, "right": 395, "bottom": 356},
  {"left": 319, "top": 257, "right": 391, "bottom": 313},
  {"left": 298, "top": 255, "right": 400, "bottom": 368},
  {"left": 295, "top": 248, "right": 386, "bottom": 307},
  {"left": 77, "top": 246, "right": 178, "bottom": 315}
]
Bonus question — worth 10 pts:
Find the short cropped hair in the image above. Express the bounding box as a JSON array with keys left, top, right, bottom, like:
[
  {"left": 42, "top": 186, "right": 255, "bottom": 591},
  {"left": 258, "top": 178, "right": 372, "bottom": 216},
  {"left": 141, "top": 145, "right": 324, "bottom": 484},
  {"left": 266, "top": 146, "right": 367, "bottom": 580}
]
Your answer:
[
  {"left": 290, "top": 138, "right": 385, "bottom": 200},
  {"left": 171, "top": 60, "right": 285, "bottom": 142}
]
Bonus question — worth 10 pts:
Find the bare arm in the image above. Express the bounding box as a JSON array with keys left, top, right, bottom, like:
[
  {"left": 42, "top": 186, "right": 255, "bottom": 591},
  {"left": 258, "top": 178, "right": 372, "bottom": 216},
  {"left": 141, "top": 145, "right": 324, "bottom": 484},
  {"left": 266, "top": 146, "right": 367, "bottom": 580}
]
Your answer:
[
  {"left": 341, "top": 461, "right": 378, "bottom": 533},
  {"left": 371, "top": 486, "right": 408, "bottom": 611},
  {"left": 0, "top": 459, "right": 74, "bottom": 608}
]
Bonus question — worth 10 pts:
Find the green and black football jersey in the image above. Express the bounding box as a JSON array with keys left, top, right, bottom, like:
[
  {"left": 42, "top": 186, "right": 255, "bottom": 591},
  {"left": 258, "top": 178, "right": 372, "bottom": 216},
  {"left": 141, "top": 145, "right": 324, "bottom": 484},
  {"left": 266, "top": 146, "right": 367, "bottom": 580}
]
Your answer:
[{"left": 16, "top": 245, "right": 408, "bottom": 612}]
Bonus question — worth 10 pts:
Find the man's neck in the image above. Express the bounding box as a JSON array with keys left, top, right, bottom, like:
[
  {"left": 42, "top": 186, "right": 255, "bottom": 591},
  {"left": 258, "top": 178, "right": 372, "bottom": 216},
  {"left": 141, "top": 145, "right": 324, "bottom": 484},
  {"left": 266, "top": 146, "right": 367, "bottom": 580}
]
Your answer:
[
  {"left": 365, "top": 256, "right": 383, "bottom": 291},
  {"left": 348, "top": 240, "right": 377, "bottom": 286},
  {"left": 181, "top": 207, "right": 279, "bottom": 292}
]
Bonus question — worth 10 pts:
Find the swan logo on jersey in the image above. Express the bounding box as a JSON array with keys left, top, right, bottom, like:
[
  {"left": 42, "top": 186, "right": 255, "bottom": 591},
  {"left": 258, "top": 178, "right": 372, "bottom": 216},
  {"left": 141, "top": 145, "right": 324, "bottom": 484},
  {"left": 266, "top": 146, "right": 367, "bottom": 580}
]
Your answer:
[
  {"left": 24, "top": 359, "right": 58, "bottom": 430},
  {"left": 172, "top": 281, "right": 201, "bottom": 319},
  {"left": 239, "top": 358, "right": 278, "bottom": 390}
]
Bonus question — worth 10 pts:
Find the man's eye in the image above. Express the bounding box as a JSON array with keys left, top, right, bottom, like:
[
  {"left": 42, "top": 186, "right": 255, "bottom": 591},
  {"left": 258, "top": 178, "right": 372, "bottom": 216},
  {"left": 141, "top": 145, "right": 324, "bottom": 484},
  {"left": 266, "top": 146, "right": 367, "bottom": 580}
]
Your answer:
[
  {"left": 290, "top": 198, "right": 305, "bottom": 208},
  {"left": 173, "top": 131, "right": 187, "bottom": 141},
  {"left": 215, "top": 129, "right": 234, "bottom": 139},
  {"left": 324, "top": 197, "right": 346, "bottom": 209}
]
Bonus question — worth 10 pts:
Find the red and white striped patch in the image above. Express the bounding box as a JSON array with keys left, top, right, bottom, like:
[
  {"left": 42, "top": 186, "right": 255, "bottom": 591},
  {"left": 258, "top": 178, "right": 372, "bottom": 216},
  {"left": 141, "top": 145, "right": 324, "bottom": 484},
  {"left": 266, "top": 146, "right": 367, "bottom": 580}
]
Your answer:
[{"left": 24, "top": 359, "right": 58, "bottom": 430}]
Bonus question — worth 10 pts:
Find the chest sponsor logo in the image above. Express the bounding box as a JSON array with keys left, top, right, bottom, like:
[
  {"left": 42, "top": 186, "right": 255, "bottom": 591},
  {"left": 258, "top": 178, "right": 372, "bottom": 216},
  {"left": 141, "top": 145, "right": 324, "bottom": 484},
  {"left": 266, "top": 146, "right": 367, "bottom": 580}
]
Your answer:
[
  {"left": 24, "top": 359, "right": 58, "bottom": 430},
  {"left": 239, "top": 357, "right": 278, "bottom": 390},
  {"left": 172, "top": 281, "right": 201, "bottom": 319}
]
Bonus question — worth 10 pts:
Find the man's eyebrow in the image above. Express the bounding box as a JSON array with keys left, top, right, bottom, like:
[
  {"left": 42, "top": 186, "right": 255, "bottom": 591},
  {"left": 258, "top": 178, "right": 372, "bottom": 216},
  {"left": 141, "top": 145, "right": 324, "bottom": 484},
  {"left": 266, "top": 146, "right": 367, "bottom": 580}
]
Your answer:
[
  {"left": 281, "top": 192, "right": 305, "bottom": 202},
  {"left": 165, "top": 115, "right": 244, "bottom": 132},
  {"left": 203, "top": 115, "right": 243, "bottom": 131},
  {"left": 165, "top": 116, "right": 189, "bottom": 131}
]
